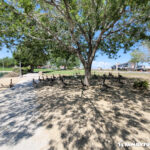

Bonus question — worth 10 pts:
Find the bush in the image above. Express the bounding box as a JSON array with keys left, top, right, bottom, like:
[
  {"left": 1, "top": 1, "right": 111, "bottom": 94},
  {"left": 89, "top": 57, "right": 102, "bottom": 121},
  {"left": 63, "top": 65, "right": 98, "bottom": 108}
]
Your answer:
[
  {"left": 13, "top": 67, "right": 20, "bottom": 74},
  {"left": 22, "top": 67, "right": 30, "bottom": 74},
  {"left": 13, "top": 67, "right": 30, "bottom": 75},
  {"left": 133, "top": 80, "right": 149, "bottom": 90}
]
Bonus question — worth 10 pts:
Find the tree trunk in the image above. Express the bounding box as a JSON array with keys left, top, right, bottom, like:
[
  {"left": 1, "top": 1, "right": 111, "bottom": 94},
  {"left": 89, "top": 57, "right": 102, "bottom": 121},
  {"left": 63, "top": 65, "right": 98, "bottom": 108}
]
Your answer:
[
  {"left": 64, "top": 59, "right": 68, "bottom": 70},
  {"left": 84, "top": 64, "right": 92, "bottom": 86},
  {"left": 30, "top": 65, "right": 34, "bottom": 73},
  {"left": 64, "top": 65, "right": 67, "bottom": 70}
]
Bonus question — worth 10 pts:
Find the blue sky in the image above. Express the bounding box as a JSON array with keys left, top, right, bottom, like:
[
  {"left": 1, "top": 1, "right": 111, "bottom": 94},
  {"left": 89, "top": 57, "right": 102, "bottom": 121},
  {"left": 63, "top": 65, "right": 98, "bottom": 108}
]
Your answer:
[
  {"left": 0, "top": 43, "right": 149, "bottom": 69},
  {"left": 92, "top": 44, "right": 149, "bottom": 69},
  {"left": 0, "top": 46, "right": 12, "bottom": 59}
]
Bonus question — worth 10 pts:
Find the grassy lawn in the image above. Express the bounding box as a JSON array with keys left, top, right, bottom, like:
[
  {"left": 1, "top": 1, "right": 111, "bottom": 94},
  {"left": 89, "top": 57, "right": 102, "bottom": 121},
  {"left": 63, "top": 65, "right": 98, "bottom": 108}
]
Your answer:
[
  {"left": 34, "top": 68, "right": 85, "bottom": 75},
  {"left": 34, "top": 68, "right": 98, "bottom": 75},
  {"left": 0, "top": 67, "right": 13, "bottom": 71},
  {"left": 34, "top": 68, "right": 150, "bottom": 81},
  {"left": 34, "top": 68, "right": 53, "bottom": 72},
  {"left": 93, "top": 70, "right": 150, "bottom": 81}
]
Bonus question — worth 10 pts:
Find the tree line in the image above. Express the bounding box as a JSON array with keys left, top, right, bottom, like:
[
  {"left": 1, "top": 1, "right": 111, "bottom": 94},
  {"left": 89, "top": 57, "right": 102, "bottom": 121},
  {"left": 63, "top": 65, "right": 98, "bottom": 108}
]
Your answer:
[{"left": 0, "top": 57, "right": 15, "bottom": 68}]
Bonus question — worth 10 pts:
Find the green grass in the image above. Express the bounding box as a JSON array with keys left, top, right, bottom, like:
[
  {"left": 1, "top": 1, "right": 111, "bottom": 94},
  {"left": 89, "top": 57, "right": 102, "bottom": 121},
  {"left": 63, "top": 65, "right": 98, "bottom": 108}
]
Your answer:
[
  {"left": 34, "top": 68, "right": 97, "bottom": 75},
  {"left": 34, "top": 68, "right": 150, "bottom": 81},
  {"left": 34, "top": 68, "right": 85, "bottom": 75},
  {"left": 94, "top": 70, "right": 150, "bottom": 81},
  {"left": 34, "top": 68, "right": 53, "bottom": 73},
  {"left": 0, "top": 67, "right": 13, "bottom": 71}
]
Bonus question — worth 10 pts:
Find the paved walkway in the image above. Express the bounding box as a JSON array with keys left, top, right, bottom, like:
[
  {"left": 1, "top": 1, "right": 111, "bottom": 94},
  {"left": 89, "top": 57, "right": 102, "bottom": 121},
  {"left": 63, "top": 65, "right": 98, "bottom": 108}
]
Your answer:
[{"left": 0, "top": 73, "right": 55, "bottom": 150}]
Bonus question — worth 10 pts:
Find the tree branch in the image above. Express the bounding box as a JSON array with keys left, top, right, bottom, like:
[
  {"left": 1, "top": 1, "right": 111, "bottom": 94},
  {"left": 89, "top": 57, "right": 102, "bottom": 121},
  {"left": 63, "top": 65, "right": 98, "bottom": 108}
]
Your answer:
[
  {"left": 25, "top": 34, "right": 53, "bottom": 42},
  {"left": 43, "top": 0, "right": 87, "bottom": 65},
  {"left": 89, "top": 6, "right": 126, "bottom": 63}
]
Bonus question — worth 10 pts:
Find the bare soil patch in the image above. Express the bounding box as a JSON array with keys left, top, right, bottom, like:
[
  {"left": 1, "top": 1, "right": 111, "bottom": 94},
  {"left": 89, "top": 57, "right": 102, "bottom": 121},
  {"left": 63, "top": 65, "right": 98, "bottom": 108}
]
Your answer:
[{"left": 35, "top": 75, "right": 150, "bottom": 150}]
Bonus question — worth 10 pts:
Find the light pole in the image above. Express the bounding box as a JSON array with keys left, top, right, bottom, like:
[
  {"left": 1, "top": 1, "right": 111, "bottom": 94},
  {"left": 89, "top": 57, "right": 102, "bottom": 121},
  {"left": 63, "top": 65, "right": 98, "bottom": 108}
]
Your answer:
[
  {"left": 2, "top": 59, "right": 4, "bottom": 72},
  {"left": 116, "top": 62, "right": 118, "bottom": 71},
  {"left": 19, "top": 48, "right": 22, "bottom": 77},
  {"left": 19, "top": 61, "right": 22, "bottom": 77}
]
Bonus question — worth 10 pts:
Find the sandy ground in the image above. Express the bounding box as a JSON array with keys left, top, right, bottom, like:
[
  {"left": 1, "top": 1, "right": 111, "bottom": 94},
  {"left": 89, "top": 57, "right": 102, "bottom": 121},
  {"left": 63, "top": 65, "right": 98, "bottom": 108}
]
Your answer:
[
  {"left": 0, "top": 75, "right": 150, "bottom": 150},
  {"left": 0, "top": 73, "right": 48, "bottom": 150},
  {"left": 0, "top": 77, "right": 21, "bottom": 91}
]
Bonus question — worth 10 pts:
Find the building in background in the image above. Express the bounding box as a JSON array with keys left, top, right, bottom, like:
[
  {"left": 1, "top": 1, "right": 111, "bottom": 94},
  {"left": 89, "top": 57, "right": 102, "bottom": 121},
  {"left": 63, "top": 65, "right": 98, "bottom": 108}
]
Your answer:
[
  {"left": 112, "top": 62, "right": 135, "bottom": 71},
  {"left": 112, "top": 62, "right": 150, "bottom": 71}
]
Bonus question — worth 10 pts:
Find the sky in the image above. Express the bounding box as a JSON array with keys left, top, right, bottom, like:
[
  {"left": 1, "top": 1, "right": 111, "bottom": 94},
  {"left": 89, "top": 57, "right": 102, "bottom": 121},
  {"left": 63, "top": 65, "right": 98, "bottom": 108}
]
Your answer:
[{"left": 0, "top": 43, "right": 149, "bottom": 69}]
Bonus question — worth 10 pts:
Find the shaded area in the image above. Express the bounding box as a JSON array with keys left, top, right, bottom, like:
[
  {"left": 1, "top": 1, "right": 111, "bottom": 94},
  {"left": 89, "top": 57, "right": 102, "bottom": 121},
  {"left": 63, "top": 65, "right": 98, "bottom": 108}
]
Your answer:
[
  {"left": 0, "top": 79, "right": 41, "bottom": 146},
  {"left": 0, "top": 74, "right": 150, "bottom": 150},
  {"left": 35, "top": 75, "right": 150, "bottom": 150}
]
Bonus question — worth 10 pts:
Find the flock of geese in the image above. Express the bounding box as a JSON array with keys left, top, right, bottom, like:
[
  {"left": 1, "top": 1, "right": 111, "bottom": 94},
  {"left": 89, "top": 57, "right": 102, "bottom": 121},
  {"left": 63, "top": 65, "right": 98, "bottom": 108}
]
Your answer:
[
  {"left": 0, "top": 72, "right": 125, "bottom": 94},
  {"left": 32, "top": 74, "right": 68, "bottom": 88},
  {"left": 32, "top": 72, "right": 125, "bottom": 96}
]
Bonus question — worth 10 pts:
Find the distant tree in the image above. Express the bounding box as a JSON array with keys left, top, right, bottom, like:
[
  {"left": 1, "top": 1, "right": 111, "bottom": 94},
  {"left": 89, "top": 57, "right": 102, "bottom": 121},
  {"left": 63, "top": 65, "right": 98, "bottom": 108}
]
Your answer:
[
  {"left": 142, "top": 41, "right": 150, "bottom": 63},
  {"left": 49, "top": 49, "right": 80, "bottom": 70},
  {"left": 13, "top": 38, "right": 50, "bottom": 72},
  {"left": 130, "top": 49, "right": 145, "bottom": 68},
  {"left": 0, "top": 57, "right": 15, "bottom": 68}
]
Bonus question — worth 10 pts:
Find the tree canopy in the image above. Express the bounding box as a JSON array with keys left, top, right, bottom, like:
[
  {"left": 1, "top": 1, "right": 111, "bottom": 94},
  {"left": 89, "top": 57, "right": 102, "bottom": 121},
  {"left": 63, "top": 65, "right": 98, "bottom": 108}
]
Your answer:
[
  {"left": 0, "top": 0, "right": 150, "bottom": 85},
  {"left": 13, "top": 37, "right": 50, "bottom": 71}
]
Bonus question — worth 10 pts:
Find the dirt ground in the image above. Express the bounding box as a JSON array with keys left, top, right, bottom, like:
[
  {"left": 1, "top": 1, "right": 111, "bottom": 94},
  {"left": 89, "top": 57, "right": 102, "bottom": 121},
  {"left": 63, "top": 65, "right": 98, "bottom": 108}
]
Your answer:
[
  {"left": 0, "top": 77, "right": 21, "bottom": 91},
  {"left": 33, "top": 75, "right": 150, "bottom": 150},
  {"left": 0, "top": 73, "right": 150, "bottom": 150}
]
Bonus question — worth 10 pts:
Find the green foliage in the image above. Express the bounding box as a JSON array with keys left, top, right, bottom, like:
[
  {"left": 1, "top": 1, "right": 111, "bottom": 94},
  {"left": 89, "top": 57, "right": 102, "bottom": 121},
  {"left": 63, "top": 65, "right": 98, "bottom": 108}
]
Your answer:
[
  {"left": 1, "top": 0, "right": 149, "bottom": 56},
  {"left": 133, "top": 80, "right": 149, "bottom": 90},
  {"left": 0, "top": 0, "right": 150, "bottom": 85},
  {"left": 13, "top": 66, "right": 32, "bottom": 74},
  {"left": 130, "top": 49, "right": 145, "bottom": 65},
  {"left": 0, "top": 67, "right": 13, "bottom": 71},
  {"left": 50, "top": 49, "right": 80, "bottom": 69},
  {"left": 12, "top": 68, "right": 20, "bottom": 74},
  {"left": 21, "top": 67, "right": 31, "bottom": 74},
  {"left": 0, "top": 57, "right": 15, "bottom": 68},
  {"left": 13, "top": 37, "right": 50, "bottom": 70}
]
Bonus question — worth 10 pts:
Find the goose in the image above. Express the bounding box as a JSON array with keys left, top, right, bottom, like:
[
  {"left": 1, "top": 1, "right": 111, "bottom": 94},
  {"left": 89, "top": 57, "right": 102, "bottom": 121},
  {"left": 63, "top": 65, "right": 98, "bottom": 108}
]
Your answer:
[
  {"left": 60, "top": 76, "right": 67, "bottom": 88},
  {"left": 9, "top": 79, "right": 14, "bottom": 88},
  {"left": 32, "top": 79, "right": 38, "bottom": 88},
  {"left": 39, "top": 76, "right": 42, "bottom": 82}
]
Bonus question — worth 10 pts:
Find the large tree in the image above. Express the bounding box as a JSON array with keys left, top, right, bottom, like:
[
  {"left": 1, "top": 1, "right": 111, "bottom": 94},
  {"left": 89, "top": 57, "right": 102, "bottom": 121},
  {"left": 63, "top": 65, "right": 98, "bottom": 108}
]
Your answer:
[{"left": 1, "top": 0, "right": 150, "bottom": 85}]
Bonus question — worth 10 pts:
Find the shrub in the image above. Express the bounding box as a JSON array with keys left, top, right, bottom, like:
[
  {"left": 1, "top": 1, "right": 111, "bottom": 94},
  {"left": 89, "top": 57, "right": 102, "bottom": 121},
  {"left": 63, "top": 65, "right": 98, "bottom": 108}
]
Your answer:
[
  {"left": 133, "top": 80, "right": 149, "bottom": 90},
  {"left": 13, "top": 67, "right": 20, "bottom": 74},
  {"left": 13, "top": 67, "right": 30, "bottom": 75},
  {"left": 22, "top": 67, "right": 30, "bottom": 74}
]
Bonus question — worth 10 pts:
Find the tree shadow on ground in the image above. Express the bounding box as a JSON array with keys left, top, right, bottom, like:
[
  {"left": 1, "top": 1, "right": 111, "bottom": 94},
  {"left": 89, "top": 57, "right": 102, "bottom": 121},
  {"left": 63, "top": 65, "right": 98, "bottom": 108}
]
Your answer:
[
  {"left": 0, "top": 75, "right": 150, "bottom": 150},
  {"left": 35, "top": 75, "right": 150, "bottom": 150},
  {"left": 0, "top": 81, "right": 44, "bottom": 146}
]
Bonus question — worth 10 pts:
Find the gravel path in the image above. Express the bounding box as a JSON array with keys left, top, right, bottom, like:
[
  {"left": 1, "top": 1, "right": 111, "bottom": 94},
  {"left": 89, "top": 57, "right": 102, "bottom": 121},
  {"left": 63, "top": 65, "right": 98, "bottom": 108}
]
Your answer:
[{"left": 0, "top": 73, "right": 56, "bottom": 150}]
